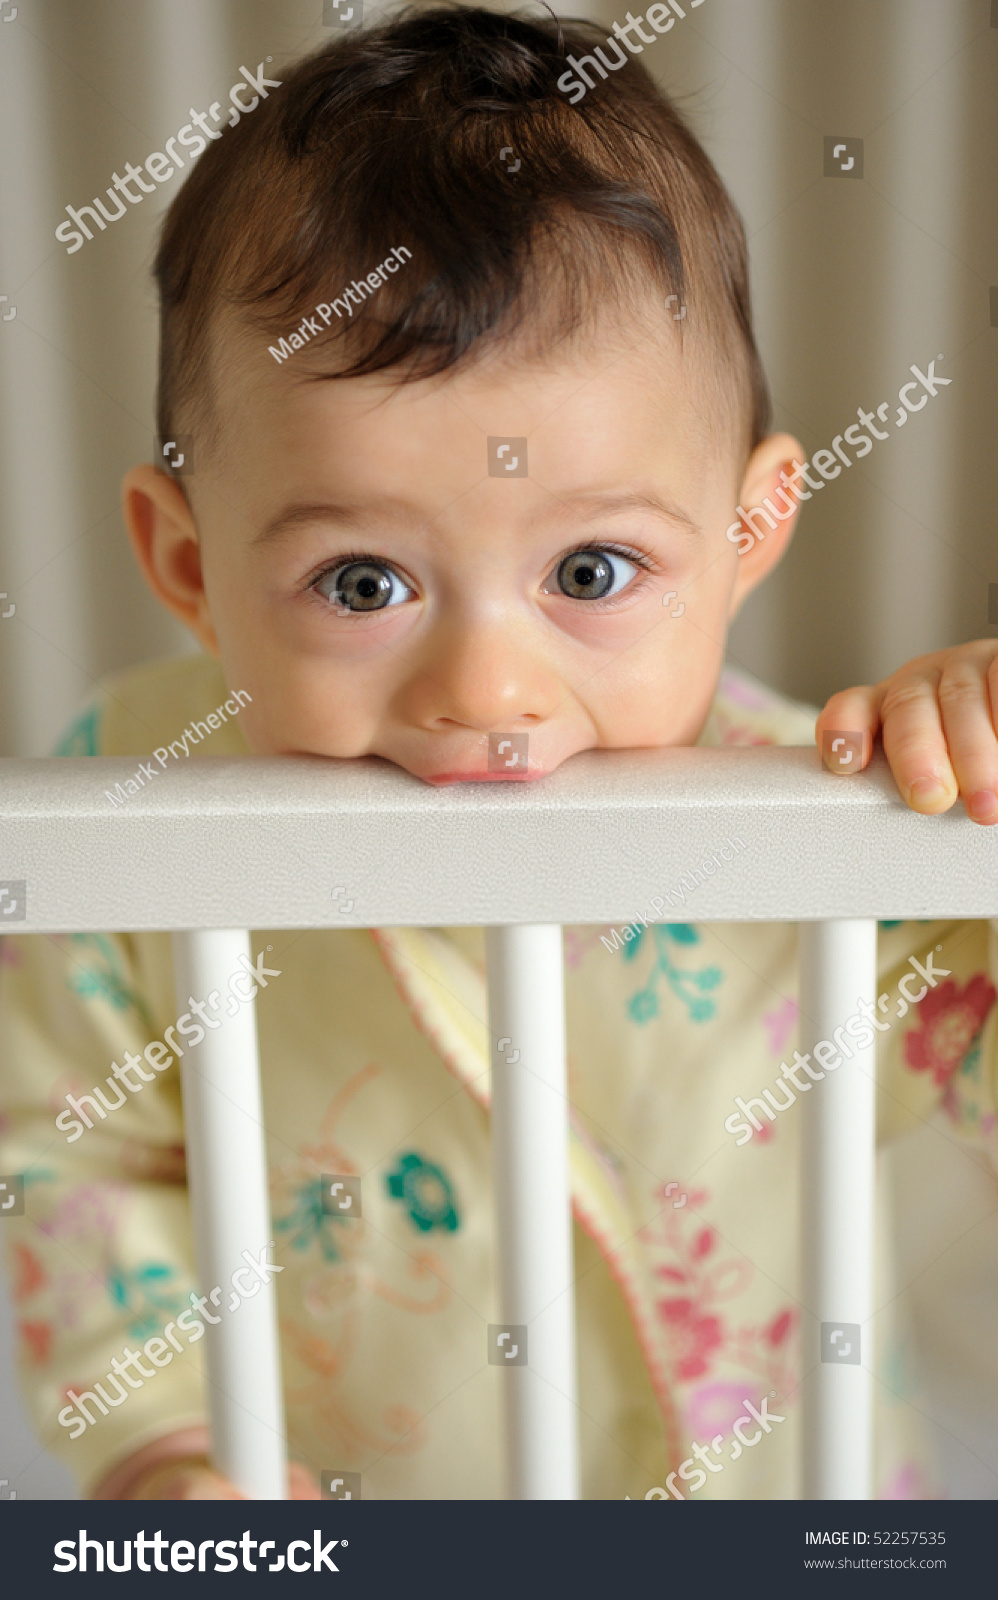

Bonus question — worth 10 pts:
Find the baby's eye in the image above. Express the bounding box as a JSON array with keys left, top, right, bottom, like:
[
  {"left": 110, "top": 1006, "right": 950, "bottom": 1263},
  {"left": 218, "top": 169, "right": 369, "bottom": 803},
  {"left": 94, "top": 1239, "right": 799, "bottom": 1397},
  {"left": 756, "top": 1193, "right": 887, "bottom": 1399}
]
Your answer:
[
  {"left": 314, "top": 559, "right": 412, "bottom": 613},
  {"left": 548, "top": 547, "right": 639, "bottom": 601}
]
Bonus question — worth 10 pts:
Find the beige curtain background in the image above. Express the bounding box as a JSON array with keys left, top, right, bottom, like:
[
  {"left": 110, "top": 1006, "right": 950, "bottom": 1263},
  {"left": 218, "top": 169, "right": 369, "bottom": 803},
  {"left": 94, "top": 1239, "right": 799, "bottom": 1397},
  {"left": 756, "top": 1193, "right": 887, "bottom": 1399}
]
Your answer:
[{"left": 1, "top": 0, "right": 996, "bottom": 1497}]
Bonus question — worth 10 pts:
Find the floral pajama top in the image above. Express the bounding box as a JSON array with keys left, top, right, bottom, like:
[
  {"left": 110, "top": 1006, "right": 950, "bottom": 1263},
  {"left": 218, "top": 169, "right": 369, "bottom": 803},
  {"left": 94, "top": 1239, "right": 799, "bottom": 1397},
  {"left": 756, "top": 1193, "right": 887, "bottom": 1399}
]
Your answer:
[{"left": 1, "top": 652, "right": 995, "bottom": 1499}]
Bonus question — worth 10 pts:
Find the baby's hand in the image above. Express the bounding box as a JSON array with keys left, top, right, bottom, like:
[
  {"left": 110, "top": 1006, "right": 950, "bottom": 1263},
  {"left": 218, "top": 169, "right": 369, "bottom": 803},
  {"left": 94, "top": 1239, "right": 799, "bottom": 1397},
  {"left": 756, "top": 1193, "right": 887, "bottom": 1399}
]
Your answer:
[
  {"left": 817, "top": 641, "right": 998, "bottom": 825},
  {"left": 128, "top": 1455, "right": 320, "bottom": 1500}
]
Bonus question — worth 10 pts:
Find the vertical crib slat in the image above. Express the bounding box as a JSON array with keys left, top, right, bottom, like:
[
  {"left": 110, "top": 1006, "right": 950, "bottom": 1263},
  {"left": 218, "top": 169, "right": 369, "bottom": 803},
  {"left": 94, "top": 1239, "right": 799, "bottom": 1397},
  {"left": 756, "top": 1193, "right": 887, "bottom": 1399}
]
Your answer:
[
  {"left": 485, "top": 925, "right": 579, "bottom": 1500},
  {"left": 172, "top": 929, "right": 287, "bottom": 1500},
  {"left": 799, "top": 919, "right": 878, "bottom": 1500}
]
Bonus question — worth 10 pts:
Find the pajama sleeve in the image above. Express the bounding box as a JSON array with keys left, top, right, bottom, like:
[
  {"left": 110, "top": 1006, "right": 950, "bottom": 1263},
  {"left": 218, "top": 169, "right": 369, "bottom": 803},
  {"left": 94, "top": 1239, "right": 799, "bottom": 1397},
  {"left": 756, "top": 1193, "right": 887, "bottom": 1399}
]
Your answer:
[
  {"left": 0, "top": 925, "right": 206, "bottom": 1495},
  {"left": 873, "top": 917, "right": 998, "bottom": 1158}
]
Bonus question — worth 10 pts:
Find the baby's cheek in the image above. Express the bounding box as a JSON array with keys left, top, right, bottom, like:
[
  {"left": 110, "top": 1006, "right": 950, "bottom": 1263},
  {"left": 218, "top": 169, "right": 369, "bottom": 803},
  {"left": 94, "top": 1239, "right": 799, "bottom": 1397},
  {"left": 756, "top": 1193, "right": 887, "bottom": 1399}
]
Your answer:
[
  {"left": 224, "top": 697, "right": 280, "bottom": 755},
  {"left": 273, "top": 661, "right": 387, "bottom": 758},
  {"left": 211, "top": 661, "right": 314, "bottom": 756},
  {"left": 595, "top": 615, "right": 724, "bottom": 749}
]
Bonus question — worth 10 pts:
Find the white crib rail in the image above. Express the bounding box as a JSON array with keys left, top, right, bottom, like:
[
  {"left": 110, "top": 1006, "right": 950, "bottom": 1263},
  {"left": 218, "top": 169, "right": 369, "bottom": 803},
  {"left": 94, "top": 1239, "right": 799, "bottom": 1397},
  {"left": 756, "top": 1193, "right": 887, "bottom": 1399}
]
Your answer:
[
  {"left": 486, "top": 925, "right": 578, "bottom": 1500},
  {"left": 799, "top": 921, "right": 877, "bottom": 1499},
  {"left": 2, "top": 746, "right": 995, "bottom": 1501},
  {"left": 171, "top": 929, "right": 287, "bottom": 1500},
  {"left": 3, "top": 746, "right": 993, "bottom": 929}
]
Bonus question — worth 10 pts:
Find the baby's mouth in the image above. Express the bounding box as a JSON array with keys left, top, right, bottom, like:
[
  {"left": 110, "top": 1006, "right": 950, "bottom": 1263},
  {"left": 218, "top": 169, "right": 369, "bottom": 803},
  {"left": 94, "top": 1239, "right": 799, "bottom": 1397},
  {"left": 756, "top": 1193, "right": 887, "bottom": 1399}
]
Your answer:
[{"left": 421, "top": 767, "right": 539, "bottom": 787}]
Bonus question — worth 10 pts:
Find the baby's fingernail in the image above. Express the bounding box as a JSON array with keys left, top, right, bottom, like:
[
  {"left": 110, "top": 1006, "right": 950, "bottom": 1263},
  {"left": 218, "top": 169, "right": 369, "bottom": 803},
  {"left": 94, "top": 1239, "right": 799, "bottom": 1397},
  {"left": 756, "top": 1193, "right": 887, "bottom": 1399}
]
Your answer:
[
  {"left": 909, "top": 776, "right": 950, "bottom": 807},
  {"left": 968, "top": 789, "right": 998, "bottom": 822},
  {"left": 821, "top": 733, "right": 865, "bottom": 772}
]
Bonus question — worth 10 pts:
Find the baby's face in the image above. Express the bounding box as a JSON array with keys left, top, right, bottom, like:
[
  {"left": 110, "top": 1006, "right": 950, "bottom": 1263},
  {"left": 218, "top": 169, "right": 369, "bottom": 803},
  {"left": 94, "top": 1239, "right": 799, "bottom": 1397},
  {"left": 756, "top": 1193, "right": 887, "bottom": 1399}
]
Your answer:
[{"left": 135, "top": 306, "right": 794, "bottom": 782}]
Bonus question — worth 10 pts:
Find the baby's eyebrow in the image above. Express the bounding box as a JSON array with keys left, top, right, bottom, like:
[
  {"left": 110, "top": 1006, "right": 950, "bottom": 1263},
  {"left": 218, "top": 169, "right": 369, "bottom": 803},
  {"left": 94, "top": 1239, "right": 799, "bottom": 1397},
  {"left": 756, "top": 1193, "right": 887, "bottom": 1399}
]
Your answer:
[
  {"left": 559, "top": 490, "right": 700, "bottom": 537},
  {"left": 255, "top": 491, "right": 700, "bottom": 548},
  {"left": 253, "top": 502, "right": 364, "bottom": 546}
]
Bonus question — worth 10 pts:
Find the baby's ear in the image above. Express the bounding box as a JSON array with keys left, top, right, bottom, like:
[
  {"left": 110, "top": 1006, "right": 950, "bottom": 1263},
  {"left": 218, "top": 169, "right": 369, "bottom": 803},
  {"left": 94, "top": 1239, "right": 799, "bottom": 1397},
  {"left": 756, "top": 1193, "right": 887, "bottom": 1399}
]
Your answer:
[
  {"left": 726, "top": 432, "right": 804, "bottom": 617},
  {"left": 121, "top": 463, "right": 219, "bottom": 655}
]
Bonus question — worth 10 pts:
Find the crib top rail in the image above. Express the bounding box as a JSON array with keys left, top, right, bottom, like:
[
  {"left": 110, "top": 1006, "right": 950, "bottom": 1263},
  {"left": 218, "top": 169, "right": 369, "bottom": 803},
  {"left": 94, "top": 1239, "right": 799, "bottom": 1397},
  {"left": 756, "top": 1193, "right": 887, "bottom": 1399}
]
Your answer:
[{"left": 0, "top": 747, "right": 994, "bottom": 931}]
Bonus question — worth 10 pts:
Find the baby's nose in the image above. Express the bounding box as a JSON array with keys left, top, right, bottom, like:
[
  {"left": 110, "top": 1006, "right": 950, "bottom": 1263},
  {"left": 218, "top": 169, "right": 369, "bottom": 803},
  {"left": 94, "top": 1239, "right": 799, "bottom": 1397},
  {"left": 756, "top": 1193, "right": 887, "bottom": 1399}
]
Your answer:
[{"left": 401, "top": 615, "right": 562, "bottom": 733}]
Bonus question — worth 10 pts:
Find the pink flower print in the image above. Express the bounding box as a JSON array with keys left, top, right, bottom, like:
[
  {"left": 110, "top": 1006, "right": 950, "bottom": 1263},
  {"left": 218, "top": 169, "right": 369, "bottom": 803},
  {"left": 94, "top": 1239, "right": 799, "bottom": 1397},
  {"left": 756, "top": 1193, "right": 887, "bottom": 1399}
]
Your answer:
[
  {"left": 685, "top": 1381, "right": 760, "bottom": 1441},
  {"left": 720, "top": 726, "right": 773, "bottom": 748},
  {"left": 744, "top": 1118, "right": 775, "bottom": 1145},
  {"left": 51, "top": 1267, "right": 108, "bottom": 1331},
  {"left": 41, "top": 1182, "right": 125, "bottom": 1246},
  {"left": 763, "top": 998, "right": 798, "bottom": 1056},
  {"left": 903, "top": 974, "right": 996, "bottom": 1087},
  {"left": 12, "top": 1243, "right": 46, "bottom": 1302},
  {"left": 691, "top": 1227, "right": 715, "bottom": 1260},
  {"left": 766, "top": 1308, "right": 793, "bottom": 1347},
  {"left": 718, "top": 670, "right": 772, "bottom": 711},
  {"left": 20, "top": 1320, "right": 53, "bottom": 1366},
  {"left": 563, "top": 928, "right": 613, "bottom": 969},
  {"left": 882, "top": 1461, "right": 939, "bottom": 1500},
  {"left": 656, "top": 1296, "right": 724, "bottom": 1381}
]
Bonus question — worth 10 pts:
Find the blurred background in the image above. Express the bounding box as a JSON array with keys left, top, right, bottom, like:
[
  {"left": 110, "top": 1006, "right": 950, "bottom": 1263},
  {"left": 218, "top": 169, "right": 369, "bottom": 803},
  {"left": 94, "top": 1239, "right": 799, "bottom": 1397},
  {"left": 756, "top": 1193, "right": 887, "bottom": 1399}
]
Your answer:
[{"left": 0, "top": 0, "right": 996, "bottom": 1498}]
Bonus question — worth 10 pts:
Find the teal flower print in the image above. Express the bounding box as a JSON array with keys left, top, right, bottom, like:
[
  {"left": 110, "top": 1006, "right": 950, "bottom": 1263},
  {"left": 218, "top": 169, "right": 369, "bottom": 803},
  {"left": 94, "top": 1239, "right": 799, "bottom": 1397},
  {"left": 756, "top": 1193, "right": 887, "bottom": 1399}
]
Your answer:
[
  {"left": 53, "top": 703, "right": 101, "bottom": 757},
  {"left": 274, "top": 1177, "right": 345, "bottom": 1263},
  {"left": 960, "top": 1038, "right": 982, "bottom": 1080},
  {"left": 624, "top": 923, "right": 722, "bottom": 1025},
  {"left": 629, "top": 989, "right": 660, "bottom": 1024},
  {"left": 386, "top": 1153, "right": 459, "bottom": 1234},
  {"left": 107, "top": 1260, "right": 188, "bottom": 1340},
  {"left": 65, "top": 933, "right": 155, "bottom": 1030}
]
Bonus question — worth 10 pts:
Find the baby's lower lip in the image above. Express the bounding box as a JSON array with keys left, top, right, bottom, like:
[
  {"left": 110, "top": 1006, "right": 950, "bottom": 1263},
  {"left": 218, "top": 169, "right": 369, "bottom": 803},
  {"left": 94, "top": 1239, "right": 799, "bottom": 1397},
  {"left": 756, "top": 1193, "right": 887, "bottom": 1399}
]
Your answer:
[{"left": 422, "top": 769, "right": 541, "bottom": 786}]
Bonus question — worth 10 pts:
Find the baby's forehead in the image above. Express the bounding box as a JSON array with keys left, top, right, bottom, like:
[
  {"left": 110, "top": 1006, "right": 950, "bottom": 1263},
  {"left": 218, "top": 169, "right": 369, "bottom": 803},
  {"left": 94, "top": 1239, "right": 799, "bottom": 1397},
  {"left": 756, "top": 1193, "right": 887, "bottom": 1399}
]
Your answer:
[
  {"left": 197, "top": 307, "right": 743, "bottom": 569},
  {"left": 213, "top": 293, "right": 730, "bottom": 473}
]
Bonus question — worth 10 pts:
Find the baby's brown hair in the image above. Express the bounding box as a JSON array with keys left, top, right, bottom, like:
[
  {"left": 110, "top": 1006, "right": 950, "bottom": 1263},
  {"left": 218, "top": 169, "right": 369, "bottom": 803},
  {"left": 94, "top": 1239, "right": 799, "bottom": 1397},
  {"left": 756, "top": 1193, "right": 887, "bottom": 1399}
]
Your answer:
[{"left": 154, "top": 5, "right": 769, "bottom": 462}]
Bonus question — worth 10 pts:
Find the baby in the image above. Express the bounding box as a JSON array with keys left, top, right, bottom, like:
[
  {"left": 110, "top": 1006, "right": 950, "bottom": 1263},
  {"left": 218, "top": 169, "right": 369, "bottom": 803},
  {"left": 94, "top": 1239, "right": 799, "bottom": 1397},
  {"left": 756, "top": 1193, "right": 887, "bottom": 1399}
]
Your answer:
[{"left": 2, "top": 6, "right": 996, "bottom": 1502}]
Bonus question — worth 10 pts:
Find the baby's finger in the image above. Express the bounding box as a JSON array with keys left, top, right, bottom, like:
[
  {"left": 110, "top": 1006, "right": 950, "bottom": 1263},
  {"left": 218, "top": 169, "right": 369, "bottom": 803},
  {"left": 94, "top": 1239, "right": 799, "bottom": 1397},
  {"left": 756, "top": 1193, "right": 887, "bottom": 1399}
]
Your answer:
[
  {"left": 162, "top": 1466, "right": 245, "bottom": 1500},
  {"left": 172, "top": 1463, "right": 318, "bottom": 1500},
  {"left": 815, "top": 686, "right": 879, "bottom": 773},
  {"left": 879, "top": 673, "right": 958, "bottom": 814},
  {"left": 937, "top": 653, "right": 998, "bottom": 825},
  {"left": 289, "top": 1461, "right": 322, "bottom": 1501}
]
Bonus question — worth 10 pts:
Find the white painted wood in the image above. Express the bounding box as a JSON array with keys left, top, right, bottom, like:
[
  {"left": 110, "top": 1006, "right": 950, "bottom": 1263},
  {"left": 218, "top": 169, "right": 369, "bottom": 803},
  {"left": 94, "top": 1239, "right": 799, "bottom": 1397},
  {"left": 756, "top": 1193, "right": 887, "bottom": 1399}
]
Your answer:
[
  {"left": 171, "top": 929, "right": 287, "bottom": 1499},
  {"left": 486, "top": 925, "right": 579, "bottom": 1499},
  {"left": 2, "top": 749, "right": 995, "bottom": 930},
  {"left": 800, "top": 919, "right": 878, "bottom": 1500}
]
